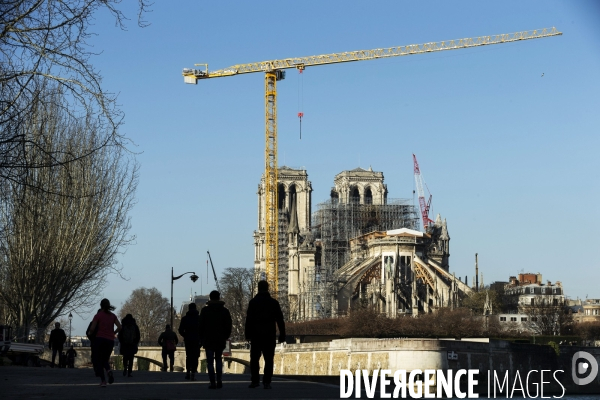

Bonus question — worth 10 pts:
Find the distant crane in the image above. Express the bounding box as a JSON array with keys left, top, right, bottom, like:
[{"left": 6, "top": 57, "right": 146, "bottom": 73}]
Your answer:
[
  {"left": 413, "top": 154, "right": 434, "bottom": 231},
  {"left": 206, "top": 251, "right": 221, "bottom": 293},
  {"left": 183, "top": 28, "right": 562, "bottom": 293}
]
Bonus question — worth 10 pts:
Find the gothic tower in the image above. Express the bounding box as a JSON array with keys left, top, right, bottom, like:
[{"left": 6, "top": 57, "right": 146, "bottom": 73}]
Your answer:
[
  {"left": 330, "top": 167, "right": 388, "bottom": 205},
  {"left": 253, "top": 167, "right": 313, "bottom": 305}
]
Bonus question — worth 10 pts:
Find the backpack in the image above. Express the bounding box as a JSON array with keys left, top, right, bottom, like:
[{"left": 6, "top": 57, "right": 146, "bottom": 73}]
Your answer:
[
  {"left": 166, "top": 339, "right": 176, "bottom": 351},
  {"left": 86, "top": 321, "right": 98, "bottom": 341},
  {"left": 121, "top": 324, "right": 136, "bottom": 345}
]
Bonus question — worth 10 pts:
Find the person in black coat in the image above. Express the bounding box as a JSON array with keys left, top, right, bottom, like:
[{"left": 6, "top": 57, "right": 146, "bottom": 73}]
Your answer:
[
  {"left": 199, "top": 290, "right": 232, "bottom": 389},
  {"left": 244, "top": 280, "right": 286, "bottom": 389},
  {"left": 178, "top": 303, "right": 201, "bottom": 381},
  {"left": 66, "top": 345, "right": 77, "bottom": 368},
  {"left": 157, "top": 324, "right": 178, "bottom": 372},
  {"left": 49, "top": 322, "right": 67, "bottom": 368},
  {"left": 117, "top": 314, "right": 140, "bottom": 377}
]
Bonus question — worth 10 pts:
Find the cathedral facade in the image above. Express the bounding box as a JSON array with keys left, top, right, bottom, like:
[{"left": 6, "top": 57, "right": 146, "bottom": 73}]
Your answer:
[{"left": 253, "top": 166, "right": 472, "bottom": 321}]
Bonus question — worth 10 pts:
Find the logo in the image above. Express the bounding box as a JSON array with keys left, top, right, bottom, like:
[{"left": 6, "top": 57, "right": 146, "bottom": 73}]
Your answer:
[{"left": 572, "top": 351, "right": 599, "bottom": 386}]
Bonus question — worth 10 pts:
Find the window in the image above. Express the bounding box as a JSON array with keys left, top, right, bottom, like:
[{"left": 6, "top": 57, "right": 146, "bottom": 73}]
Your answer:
[
  {"left": 350, "top": 187, "right": 360, "bottom": 204},
  {"left": 521, "top": 317, "right": 528, "bottom": 322},
  {"left": 531, "top": 317, "right": 538, "bottom": 322},
  {"left": 511, "top": 317, "right": 517, "bottom": 322},
  {"left": 500, "top": 317, "right": 506, "bottom": 321},
  {"left": 364, "top": 187, "right": 373, "bottom": 205}
]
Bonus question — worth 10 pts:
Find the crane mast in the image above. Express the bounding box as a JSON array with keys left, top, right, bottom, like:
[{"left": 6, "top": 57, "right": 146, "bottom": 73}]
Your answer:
[
  {"left": 206, "top": 250, "right": 221, "bottom": 293},
  {"left": 183, "top": 27, "right": 562, "bottom": 294},
  {"left": 413, "top": 154, "right": 434, "bottom": 231}
]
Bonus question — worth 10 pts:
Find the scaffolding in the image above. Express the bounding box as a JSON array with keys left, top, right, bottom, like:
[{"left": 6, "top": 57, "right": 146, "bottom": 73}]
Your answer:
[
  {"left": 277, "top": 209, "right": 289, "bottom": 300},
  {"left": 300, "top": 198, "right": 420, "bottom": 319},
  {"left": 313, "top": 198, "right": 419, "bottom": 277}
]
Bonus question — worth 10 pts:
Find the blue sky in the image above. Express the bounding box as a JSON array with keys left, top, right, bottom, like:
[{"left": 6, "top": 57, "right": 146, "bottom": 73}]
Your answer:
[{"left": 70, "top": 1, "right": 599, "bottom": 334}]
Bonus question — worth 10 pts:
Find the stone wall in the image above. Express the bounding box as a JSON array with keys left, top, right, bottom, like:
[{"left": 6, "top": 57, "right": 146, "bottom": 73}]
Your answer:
[{"left": 41, "top": 339, "right": 600, "bottom": 395}]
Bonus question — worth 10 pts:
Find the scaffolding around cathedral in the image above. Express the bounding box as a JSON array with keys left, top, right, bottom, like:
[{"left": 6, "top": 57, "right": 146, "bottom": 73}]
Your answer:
[
  {"left": 277, "top": 210, "right": 289, "bottom": 300},
  {"left": 300, "top": 198, "right": 420, "bottom": 319}
]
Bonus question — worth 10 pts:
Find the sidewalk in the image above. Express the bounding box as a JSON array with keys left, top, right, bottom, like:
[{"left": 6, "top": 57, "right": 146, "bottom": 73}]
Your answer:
[{"left": 0, "top": 366, "right": 341, "bottom": 399}]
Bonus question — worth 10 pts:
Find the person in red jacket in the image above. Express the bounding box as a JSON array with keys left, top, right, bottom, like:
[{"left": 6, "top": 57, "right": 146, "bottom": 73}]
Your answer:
[{"left": 87, "top": 299, "right": 122, "bottom": 387}]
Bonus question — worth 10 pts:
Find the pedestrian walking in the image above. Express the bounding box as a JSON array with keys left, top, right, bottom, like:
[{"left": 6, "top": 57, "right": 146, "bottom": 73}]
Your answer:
[
  {"left": 87, "top": 298, "right": 122, "bottom": 387},
  {"left": 118, "top": 314, "right": 140, "bottom": 377},
  {"left": 157, "top": 324, "right": 178, "bottom": 372},
  {"left": 49, "top": 322, "right": 67, "bottom": 368},
  {"left": 178, "top": 302, "right": 201, "bottom": 381},
  {"left": 199, "top": 290, "right": 232, "bottom": 389},
  {"left": 66, "top": 345, "right": 77, "bottom": 368},
  {"left": 244, "top": 280, "right": 286, "bottom": 389},
  {"left": 60, "top": 351, "right": 68, "bottom": 368}
]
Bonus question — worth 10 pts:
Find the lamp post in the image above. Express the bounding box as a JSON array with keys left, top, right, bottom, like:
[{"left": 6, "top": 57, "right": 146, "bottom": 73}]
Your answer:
[
  {"left": 23, "top": 295, "right": 32, "bottom": 343},
  {"left": 68, "top": 312, "right": 73, "bottom": 346},
  {"left": 171, "top": 268, "right": 198, "bottom": 328}
]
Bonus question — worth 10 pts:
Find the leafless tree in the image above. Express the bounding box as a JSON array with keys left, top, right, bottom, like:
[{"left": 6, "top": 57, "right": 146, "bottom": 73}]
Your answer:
[
  {"left": 120, "top": 287, "right": 170, "bottom": 344},
  {"left": 574, "top": 322, "right": 600, "bottom": 343},
  {"left": 0, "top": 88, "right": 138, "bottom": 342},
  {"left": 220, "top": 268, "right": 260, "bottom": 341},
  {"left": 523, "top": 296, "right": 572, "bottom": 336},
  {"left": 0, "top": 0, "right": 150, "bottom": 184}
]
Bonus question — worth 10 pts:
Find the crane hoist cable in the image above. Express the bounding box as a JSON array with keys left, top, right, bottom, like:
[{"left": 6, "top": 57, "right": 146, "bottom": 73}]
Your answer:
[
  {"left": 297, "top": 66, "right": 304, "bottom": 139},
  {"left": 182, "top": 27, "right": 562, "bottom": 295}
]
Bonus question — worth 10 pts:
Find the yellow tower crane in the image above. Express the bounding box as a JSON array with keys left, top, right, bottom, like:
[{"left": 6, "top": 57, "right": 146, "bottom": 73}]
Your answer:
[{"left": 182, "top": 27, "right": 561, "bottom": 295}]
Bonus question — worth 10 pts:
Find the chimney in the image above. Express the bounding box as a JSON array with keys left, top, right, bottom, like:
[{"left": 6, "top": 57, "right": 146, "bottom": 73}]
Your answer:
[{"left": 475, "top": 253, "right": 479, "bottom": 292}]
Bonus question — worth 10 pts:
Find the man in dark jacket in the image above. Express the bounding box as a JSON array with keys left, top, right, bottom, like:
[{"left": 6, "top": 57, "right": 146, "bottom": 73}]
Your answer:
[
  {"left": 117, "top": 314, "right": 140, "bottom": 377},
  {"left": 49, "top": 322, "right": 67, "bottom": 368},
  {"left": 157, "top": 324, "right": 178, "bottom": 372},
  {"left": 178, "top": 303, "right": 201, "bottom": 381},
  {"left": 199, "top": 290, "right": 232, "bottom": 389},
  {"left": 245, "top": 280, "right": 286, "bottom": 389}
]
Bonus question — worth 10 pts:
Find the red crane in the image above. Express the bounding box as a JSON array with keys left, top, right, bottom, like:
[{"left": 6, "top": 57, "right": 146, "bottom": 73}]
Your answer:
[{"left": 413, "top": 154, "right": 434, "bottom": 231}]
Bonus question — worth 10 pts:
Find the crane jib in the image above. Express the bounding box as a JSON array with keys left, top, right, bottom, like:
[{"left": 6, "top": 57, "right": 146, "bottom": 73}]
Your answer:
[{"left": 182, "top": 27, "right": 561, "bottom": 80}]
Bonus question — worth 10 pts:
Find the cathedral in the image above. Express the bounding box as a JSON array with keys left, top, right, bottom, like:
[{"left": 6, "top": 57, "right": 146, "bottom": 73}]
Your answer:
[{"left": 253, "top": 166, "right": 472, "bottom": 321}]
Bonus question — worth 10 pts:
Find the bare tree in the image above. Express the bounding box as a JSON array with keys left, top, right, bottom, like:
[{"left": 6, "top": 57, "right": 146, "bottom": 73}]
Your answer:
[
  {"left": 0, "top": 0, "right": 150, "bottom": 184},
  {"left": 120, "top": 287, "right": 170, "bottom": 344},
  {"left": 574, "top": 322, "right": 600, "bottom": 344},
  {"left": 523, "top": 296, "right": 572, "bottom": 336},
  {"left": 220, "top": 268, "right": 259, "bottom": 341},
  {"left": 0, "top": 88, "right": 138, "bottom": 342}
]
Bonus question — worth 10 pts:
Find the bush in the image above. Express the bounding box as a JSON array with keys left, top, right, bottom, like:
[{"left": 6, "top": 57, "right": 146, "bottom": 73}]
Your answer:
[
  {"left": 112, "top": 355, "right": 123, "bottom": 370},
  {"left": 547, "top": 341, "right": 560, "bottom": 356},
  {"left": 137, "top": 358, "right": 150, "bottom": 371}
]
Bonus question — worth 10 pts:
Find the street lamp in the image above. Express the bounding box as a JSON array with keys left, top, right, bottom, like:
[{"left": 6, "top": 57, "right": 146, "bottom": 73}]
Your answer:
[
  {"left": 171, "top": 268, "right": 198, "bottom": 328},
  {"left": 68, "top": 312, "right": 73, "bottom": 346},
  {"left": 23, "top": 295, "right": 32, "bottom": 343}
]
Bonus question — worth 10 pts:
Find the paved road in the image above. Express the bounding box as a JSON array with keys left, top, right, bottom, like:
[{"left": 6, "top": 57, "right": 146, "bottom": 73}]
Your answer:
[{"left": 0, "top": 367, "right": 341, "bottom": 399}]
